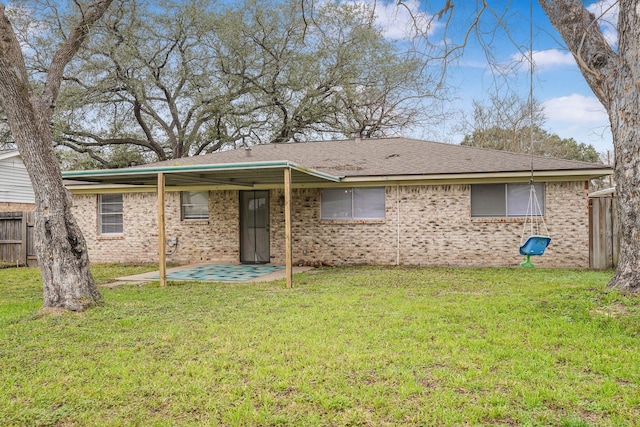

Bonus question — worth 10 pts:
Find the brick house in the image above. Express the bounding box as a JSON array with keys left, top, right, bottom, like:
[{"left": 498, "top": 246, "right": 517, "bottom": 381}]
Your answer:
[{"left": 63, "top": 138, "right": 611, "bottom": 272}]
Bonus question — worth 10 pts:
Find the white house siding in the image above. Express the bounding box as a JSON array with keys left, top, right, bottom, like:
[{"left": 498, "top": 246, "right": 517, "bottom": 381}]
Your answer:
[
  {"left": 0, "top": 154, "right": 35, "bottom": 209},
  {"left": 71, "top": 181, "right": 590, "bottom": 268}
]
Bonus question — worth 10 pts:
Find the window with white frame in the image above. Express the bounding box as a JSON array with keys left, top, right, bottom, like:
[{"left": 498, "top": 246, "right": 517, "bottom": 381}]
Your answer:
[
  {"left": 321, "top": 187, "right": 385, "bottom": 220},
  {"left": 181, "top": 191, "right": 209, "bottom": 220},
  {"left": 471, "top": 183, "right": 545, "bottom": 217},
  {"left": 98, "top": 193, "right": 123, "bottom": 234}
]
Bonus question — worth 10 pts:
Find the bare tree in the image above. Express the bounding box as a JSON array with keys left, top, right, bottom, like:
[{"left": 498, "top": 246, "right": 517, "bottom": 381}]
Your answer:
[
  {"left": 406, "top": 0, "right": 635, "bottom": 292},
  {"left": 460, "top": 94, "right": 546, "bottom": 152},
  {"left": 459, "top": 94, "right": 599, "bottom": 163},
  {"left": 0, "top": 1, "right": 112, "bottom": 311}
]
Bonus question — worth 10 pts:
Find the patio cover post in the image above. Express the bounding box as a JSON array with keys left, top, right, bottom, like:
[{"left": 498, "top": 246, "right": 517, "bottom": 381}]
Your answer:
[
  {"left": 158, "top": 172, "right": 167, "bottom": 287},
  {"left": 284, "top": 167, "right": 292, "bottom": 289}
]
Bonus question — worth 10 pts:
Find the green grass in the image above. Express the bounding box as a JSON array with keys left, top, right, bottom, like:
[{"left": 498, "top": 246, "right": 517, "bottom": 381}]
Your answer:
[{"left": 1, "top": 265, "right": 639, "bottom": 426}]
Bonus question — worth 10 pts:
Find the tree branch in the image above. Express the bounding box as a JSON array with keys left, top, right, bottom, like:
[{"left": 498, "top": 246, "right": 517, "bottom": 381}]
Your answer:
[
  {"left": 537, "top": 0, "right": 616, "bottom": 107},
  {"left": 0, "top": 4, "right": 30, "bottom": 87},
  {"left": 43, "top": 0, "right": 114, "bottom": 111}
]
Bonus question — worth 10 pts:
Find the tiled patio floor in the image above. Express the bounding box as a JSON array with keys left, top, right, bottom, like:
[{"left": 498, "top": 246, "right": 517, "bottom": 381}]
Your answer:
[
  {"left": 106, "top": 263, "right": 312, "bottom": 286},
  {"left": 158, "top": 264, "right": 284, "bottom": 281}
]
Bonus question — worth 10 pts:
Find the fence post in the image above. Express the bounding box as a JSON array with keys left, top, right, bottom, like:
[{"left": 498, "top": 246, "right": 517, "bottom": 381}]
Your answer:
[{"left": 20, "top": 211, "right": 27, "bottom": 266}]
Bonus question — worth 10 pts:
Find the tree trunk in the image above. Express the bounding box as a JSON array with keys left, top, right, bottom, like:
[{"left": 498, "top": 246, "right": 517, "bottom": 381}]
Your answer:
[
  {"left": 604, "top": 0, "right": 640, "bottom": 293},
  {"left": 29, "top": 129, "right": 102, "bottom": 310},
  {"left": 607, "top": 99, "right": 640, "bottom": 292},
  {"left": 539, "top": 0, "right": 640, "bottom": 294},
  {"left": 0, "top": 2, "right": 111, "bottom": 310},
  {"left": 1, "top": 87, "right": 102, "bottom": 311}
]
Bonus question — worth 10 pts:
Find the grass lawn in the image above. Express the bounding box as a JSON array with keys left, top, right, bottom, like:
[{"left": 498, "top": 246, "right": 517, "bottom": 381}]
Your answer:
[{"left": 1, "top": 265, "right": 638, "bottom": 426}]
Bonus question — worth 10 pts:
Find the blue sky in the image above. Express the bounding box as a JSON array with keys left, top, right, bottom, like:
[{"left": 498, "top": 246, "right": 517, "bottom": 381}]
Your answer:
[
  {"left": 7, "top": 0, "right": 614, "bottom": 154},
  {"left": 354, "top": 0, "right": 615, "bottom": 155}
]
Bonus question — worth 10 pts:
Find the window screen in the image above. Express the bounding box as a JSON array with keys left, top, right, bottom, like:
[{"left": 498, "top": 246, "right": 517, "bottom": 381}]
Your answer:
[
  {"left": 321, "top": 188, "right": 353, "bottom": 219},
  {"left": 471, "top": 184, "right": 506, "bottom": 217},
  {"left": 507, "top": 183, "right": 544, "bottom": 216},
  {"left": 181, "top": 191, "right": 209, "bottom": 220},
  {"left": 471, "top": 183, "right": 544, "bottom": 217},
  {"left": 321, "top": 187, "right": 385, "bottom": 220},
  {"left": 353, "top": 188, "right": 385, "bottom": 219},
  {"left": 98, "top": 193, "right": 123, "bottom": 234}
]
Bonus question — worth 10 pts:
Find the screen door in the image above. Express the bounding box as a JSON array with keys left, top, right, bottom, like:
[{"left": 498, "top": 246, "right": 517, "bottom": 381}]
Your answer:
[{"left": 240, "top": 190, "right": 270, "bottom": 263}]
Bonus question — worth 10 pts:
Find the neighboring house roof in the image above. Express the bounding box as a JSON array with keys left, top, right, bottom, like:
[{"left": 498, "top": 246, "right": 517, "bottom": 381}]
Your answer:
[
  {"left": 589, "top": 187, "right": 616, "bottom": 198},
  {"left": 0, "top": 150, "right": 35, "bottom": 203},
  {"left": 63, "top": 137, "right": 613, "bottom": 189},
  {"left": 0, "top": 149, "right": 20, "bottom": 161}
]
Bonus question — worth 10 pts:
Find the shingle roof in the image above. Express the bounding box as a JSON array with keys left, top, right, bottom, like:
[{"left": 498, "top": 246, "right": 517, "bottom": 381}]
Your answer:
[{"left": 140, "top": 137, "right": 609, "bottom": 178}]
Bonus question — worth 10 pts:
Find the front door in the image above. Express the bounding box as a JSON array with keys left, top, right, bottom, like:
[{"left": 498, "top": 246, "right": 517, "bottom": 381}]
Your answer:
[{"left": 240, "top": 190, "right": 270, "bottom": 263}]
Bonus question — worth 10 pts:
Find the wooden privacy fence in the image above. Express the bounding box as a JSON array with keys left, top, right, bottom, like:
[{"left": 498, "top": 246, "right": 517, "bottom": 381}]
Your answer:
[
  {"left": 0, "top": 211, "right": 36, "bottom": 267},
  {"left": 589, "top": 194, "right": 619, "bottom": 270}
]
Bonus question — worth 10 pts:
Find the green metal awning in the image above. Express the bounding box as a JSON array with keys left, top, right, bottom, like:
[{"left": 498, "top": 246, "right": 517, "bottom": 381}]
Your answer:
[
  {"left": 61, "top": 160, "right": 332, "bottom": 289},
  {"left": 62, "top": 160, "right": 342, "bottom": 188}
]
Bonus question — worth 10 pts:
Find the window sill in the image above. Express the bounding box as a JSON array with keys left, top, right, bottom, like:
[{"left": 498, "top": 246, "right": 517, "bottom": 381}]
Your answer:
[
  {"left": 181, "top": 219, "right": 210, "bottom": 225},
  {"left": 470, "top": 217, "right": 546, "bottom": 224},
  {"left": 97, "top": 234, "right": 124, "bottom": 240},
  {"left": 320, "top": 219, "right": 386, "bottom": 225}
]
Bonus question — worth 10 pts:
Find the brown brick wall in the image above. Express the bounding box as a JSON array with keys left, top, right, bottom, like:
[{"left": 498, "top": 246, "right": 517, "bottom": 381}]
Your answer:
[
  {"left": 269, "top": 182, "right": 588, "bottom": 268},
  {"left": 269, "top": 187, "right": 397, "bottom": 266},
  {"left": 0, "top": 202, "right": 35, "bottom": 212},
  {"left": 72, "top": 181, "right": 589, "bottom": 268},
  {"left": 73, "top": 193, "right": 158, "bottom": 264},
  {"left": 164, "top": 190, "right": 239, "bottom": 264},
  {"left": 72, "top": 191, "right": 240, "bottom": 264}
]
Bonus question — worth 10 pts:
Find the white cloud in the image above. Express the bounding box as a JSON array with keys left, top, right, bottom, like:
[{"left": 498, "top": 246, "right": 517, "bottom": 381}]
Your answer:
[
  {"left": 543, "top": 93, "right": 612, "bottom": 150},
  {"left": 587, "top": 0, "right": 618, "bottom": 48},
  {"left": 342, "top": 0, "right": 438, "bottom": 40},
  {"left": 532, "top": 49, "right": 576, "bottom": 69},
  {"left": 511, "top": 49, "right": 576, "bottom": 72},
  {"left": 542, "top": 93, "right": 608, "bottom": 123}
]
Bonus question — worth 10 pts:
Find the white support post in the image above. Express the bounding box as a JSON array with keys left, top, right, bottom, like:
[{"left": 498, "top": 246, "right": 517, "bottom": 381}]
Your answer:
[
  {"left": 158, "top": 172, "right": 167, "bottom": 287},
  {"left": 284, "top": 167, "right": 292, "bottom": 289}
]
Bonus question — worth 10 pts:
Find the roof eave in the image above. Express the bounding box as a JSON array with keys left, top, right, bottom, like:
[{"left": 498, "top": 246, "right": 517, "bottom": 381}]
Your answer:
[
  {"left": 62, "top": 160, "right": 342, "bottom": 189},
  {"left": 340, "top": 169, "right": 613, "bottom": 184},
  {"left": 62, "top": 159, "right": 612, "bottom": 191},
  {"left": 0, "top": 150, "right": 20, "bottom": 161},
  {"left": 63, "top": 160, "right": 295, "bottom": 178}
]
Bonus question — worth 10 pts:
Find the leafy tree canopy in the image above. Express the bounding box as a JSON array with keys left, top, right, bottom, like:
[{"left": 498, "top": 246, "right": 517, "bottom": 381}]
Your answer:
[
  {"left": 459, "top": 94, "right": 600, "bottom": 163},
  {"left": 462, "top": 125, "right": 600, "bottom": 163},
  {"left": 16, "top": 0, "right": 446, "bottom": 168}
]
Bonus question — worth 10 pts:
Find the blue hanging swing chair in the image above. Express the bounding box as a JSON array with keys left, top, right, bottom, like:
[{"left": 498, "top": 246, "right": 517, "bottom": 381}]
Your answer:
[
  {"left": 518, "top": 5, "right": 551, "bottom": 268},
  {"left": 519, "top": 181, "right": 551, "bottom": 268}
]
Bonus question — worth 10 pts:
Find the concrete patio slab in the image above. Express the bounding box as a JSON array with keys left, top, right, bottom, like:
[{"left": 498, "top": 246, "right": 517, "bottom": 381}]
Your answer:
[{"left": 103, "top": 263, "right": 313, "bottom": 287}]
